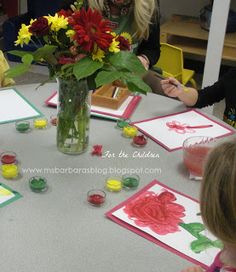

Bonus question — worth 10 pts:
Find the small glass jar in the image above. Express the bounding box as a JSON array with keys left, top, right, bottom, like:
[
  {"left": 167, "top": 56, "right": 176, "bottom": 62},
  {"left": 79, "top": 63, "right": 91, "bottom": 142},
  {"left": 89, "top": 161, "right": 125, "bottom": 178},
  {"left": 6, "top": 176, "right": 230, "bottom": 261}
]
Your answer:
[
  {"left": 122, "top": 174, "right": 140, "bottom": 189},
  {"left": 29, "top": 176, "right": 48, "bottom": 193},
  {"left": 15, "top": 120, "right": 31, "bottom": 133},
  {"left": 1, "top": 164, "right": 19, "bottom": 179},
  {"left": 116, "top": 118, "right": 131, "bottom": 129},
  {"left": 183, "top": 136, "right": 215, "bottom": 179},
  {"left": 87, "top": 189, "right": 106, "bottom": 206},
  {"left": 122, "top": 125, "right": 138, "bottom": 138},
  {"left": 0, "top": 151, "right": 17, "bottom": 164},
  {"left": 33, "top": 117, "right": 48, "bottom": 129},
  {"left": 132, "top": 135, "right": 147, "bottom": 147},
  {"left": 105, "top": 177, "right": 122, "bottom": 192},
  {"left": 50, "top": 115, "right": 57, "bottom": 126}
]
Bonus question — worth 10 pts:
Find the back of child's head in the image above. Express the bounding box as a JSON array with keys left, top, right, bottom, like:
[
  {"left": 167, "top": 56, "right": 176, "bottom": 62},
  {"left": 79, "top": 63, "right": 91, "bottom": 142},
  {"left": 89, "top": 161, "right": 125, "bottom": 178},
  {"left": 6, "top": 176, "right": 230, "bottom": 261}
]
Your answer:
[{"left": 200, "top": 140, "right": 236, "bottom": 245}]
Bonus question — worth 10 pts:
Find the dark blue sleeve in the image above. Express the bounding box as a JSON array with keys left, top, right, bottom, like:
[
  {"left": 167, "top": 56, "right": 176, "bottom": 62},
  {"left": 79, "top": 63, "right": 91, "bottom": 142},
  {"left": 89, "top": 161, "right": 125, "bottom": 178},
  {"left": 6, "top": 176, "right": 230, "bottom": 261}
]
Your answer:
[{"left": 194, "top": 69, "right": 236, "bottom": 108}]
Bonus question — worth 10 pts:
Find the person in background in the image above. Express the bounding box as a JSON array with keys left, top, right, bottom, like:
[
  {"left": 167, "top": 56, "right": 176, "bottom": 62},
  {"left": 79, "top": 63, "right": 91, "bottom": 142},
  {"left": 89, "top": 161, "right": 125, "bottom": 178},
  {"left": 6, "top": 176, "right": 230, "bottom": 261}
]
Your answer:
[
  {"left": 60, "top": 0, "right": 161, "bottom": 92},
  {"left": 160, "top": 68, "right": 236, "bottom": 128},
  {"left": 0, "top": 50, "right": 15, "bottom": 87},
  {"left": 181, "top": 140, "right": 236, "bottom": 272}
]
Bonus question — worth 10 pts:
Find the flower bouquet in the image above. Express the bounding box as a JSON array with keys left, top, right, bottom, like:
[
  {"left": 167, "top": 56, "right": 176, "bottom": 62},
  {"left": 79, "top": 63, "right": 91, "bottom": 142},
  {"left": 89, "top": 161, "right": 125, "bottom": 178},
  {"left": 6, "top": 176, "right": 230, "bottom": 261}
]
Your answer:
[{"left": 6, "top": 0, "right": 151, "bottom": 154}]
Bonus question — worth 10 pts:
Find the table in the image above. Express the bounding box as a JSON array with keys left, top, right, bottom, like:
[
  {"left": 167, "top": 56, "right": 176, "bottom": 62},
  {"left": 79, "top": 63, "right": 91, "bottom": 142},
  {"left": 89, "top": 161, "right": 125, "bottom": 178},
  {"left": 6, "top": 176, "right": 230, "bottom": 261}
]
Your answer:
[{"left": 0, "top": 83, "right": 234, "bottom": 272}]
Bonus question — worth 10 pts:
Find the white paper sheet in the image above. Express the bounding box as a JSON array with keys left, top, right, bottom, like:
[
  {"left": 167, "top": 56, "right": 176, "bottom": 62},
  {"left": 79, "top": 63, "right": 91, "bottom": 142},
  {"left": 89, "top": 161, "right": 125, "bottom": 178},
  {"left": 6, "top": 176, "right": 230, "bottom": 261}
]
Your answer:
[
  {"left": 111, "top": 181, "right": 221, "bottom": 267},
  {"left": 0, "top": 89, "right": 41, "bottom": 124},
  {"left": 133, "top": 110, "right": 233, "bottom": 150}
]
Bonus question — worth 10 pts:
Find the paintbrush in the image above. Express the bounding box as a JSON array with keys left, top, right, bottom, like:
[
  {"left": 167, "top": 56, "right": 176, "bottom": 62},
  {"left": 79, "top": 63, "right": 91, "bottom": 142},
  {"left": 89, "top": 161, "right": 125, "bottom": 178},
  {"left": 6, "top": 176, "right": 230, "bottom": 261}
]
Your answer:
[{"left": 155, "top": 73, "right": 189, "bottom": 92}]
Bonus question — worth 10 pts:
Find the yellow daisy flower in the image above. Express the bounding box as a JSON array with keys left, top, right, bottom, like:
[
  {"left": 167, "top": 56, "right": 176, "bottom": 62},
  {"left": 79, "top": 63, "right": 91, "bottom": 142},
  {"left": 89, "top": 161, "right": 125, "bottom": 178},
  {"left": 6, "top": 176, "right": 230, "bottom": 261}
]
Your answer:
[
  {"left": 120, "top": 32, "right": 132, "bottom": 44},
  {"left": 66, "top": 29, "right": 76, "bottom": 40},
  {"left": 92, "top": 47, "right": 105, "bottom": 62},
  {"left": 46, "top": 14, "right": 68, "bottom": 32},
  {"left": 109, "top": 38, "right": 120, "bottom": 53},
  {"left": 14, "top": 24, "right": 32, "bottom": 47}
]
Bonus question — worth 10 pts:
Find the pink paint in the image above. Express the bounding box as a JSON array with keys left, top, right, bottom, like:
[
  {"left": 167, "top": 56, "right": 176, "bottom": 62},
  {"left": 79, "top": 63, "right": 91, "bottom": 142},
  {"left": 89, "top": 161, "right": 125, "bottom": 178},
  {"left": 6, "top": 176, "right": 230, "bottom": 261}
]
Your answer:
[
  {"left": 124, "top": 191, "right": 185, "bottom": 235},
  {"left": 183, "top": 145, "right": 211, "bottom": 177},
  {"left": 166, "top": 121, "right": 195, "bottom": 134}
]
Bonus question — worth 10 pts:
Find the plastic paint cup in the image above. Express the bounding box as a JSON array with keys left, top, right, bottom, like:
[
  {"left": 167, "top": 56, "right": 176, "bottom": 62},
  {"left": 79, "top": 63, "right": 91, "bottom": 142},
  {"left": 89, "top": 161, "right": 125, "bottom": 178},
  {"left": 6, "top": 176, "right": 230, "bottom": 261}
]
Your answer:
[
  {"left": 122, "top": 174, "right": 140, "bottom": 189},
  {"left": 87, "top": 189, "right": 106, "bottom": 206},
  {"left": 33, "top": 118, "right": 48, "bottom": 129},
  {"left": 105, "top": 177, "right": 122, "bottom": 192},
  {"left": 15, "top": 120, "right": 31, "bottom": 133},
  {"left": 1, "top": 164, "right": 19, "bottom": 179},
  {"left": 29, "top": 176, "right": 48, "bottom": 192},
  {"left": 132, "top": 135, "right": 147, "bottom": 147},
  {"left": 50, "top": 115, "right": 57, "bottom": 126},
  {"left": 122, "top": 126, "right": 138, "bottom": 138},
  {"left": 0, "top": 151, "right": 17, "bottom": 164},
  {"left": 116, "top": 118, "right": 130, "bottom": 129}
]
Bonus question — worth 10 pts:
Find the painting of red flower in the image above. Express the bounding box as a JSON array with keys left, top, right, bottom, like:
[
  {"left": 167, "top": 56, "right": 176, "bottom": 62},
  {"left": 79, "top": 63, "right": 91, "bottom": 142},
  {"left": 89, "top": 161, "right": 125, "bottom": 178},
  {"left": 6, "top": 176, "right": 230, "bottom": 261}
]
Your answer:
[{"left": 124, "top": 191, "right": 185, "bottom": 235}]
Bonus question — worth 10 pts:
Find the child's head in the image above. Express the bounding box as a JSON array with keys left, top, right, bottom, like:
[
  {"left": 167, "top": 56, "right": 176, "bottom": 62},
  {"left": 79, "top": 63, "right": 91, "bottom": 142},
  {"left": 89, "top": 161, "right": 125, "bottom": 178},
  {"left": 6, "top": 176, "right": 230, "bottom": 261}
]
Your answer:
[{"left": 200, "top": 140, "right": 236, "bottom": 245}]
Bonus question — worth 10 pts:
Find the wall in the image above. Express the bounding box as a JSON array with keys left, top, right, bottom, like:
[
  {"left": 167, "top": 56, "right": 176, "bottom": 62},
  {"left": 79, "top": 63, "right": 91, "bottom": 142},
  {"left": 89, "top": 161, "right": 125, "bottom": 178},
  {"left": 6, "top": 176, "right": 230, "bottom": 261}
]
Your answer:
[{"left": 159, "top": 0, "right": 236, "bottom": 22}]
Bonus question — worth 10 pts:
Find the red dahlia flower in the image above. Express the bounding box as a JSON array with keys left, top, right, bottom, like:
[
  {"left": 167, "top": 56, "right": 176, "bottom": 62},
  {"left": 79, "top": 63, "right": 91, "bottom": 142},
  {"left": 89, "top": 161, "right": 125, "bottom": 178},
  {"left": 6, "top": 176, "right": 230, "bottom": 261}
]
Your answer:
[
  {"left": 57, "top": 9, "right": 73, "bottom": 18},
  {"left": 116, "top": 35, "right": 131, "bottom": 51},
  {"left": 29, "top": 17, "right": 49, "bottom": 36},
  {"left": 69, "top": 8, "right": 113, "bottom": 52}
]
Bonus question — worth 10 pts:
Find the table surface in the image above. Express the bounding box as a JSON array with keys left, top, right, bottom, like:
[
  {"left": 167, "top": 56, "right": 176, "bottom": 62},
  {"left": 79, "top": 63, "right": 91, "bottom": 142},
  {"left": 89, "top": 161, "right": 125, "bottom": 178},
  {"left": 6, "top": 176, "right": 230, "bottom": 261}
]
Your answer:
[{"left": 0, "top": 83, "right": 234, "bottom": 272}]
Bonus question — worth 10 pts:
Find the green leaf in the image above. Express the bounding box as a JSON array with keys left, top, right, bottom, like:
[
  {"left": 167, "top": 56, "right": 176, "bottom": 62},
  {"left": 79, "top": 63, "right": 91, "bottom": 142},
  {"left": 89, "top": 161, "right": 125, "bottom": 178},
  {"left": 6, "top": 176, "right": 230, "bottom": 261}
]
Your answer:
[
  {"left": 73, "top": 57, "right": 103, "bottom": 81},
  {"left": 95, "top": 70, "right": 122, "bottom": 87},
  {"left": 179, "top": 222, "right": 205, "bottom": 239},
  {"left": 5, "top": 53, "right": 34, "bottom": 78},
  {"left": 109, "top": 51, "right": 146, "bottom": 74},
  {"left": 124, "top": 73, "right": 152, "bottom": 94},
  {"left": 22, "top": 54, "right": 34, "bottom": 65},
  {"left": 8, "top": 50, "right": 30, "bottom": 58},
  {"left": 5, "top": 63, "right": 31, "bottom": 78},
  {"left": 33, "top": 45, "right": 57, "bottom": 65}
]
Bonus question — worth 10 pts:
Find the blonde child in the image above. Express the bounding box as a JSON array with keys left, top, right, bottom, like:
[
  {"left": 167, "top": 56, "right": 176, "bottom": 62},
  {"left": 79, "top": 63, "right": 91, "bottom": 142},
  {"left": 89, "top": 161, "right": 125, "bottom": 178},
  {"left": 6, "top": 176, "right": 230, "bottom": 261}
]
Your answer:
[
  {"left": 182, "top": 140, "right": 236, "bottom": 272},
  {"left": 0, "top": 50, "right": 15, "bottom": 87}
]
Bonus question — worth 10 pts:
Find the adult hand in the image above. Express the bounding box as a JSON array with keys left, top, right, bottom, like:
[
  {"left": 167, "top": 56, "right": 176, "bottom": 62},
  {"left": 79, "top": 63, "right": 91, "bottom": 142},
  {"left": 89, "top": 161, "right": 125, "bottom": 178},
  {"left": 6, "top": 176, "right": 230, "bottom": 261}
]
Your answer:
[{"left": 161, "top": 77, "right": 185, "bottom": 98}]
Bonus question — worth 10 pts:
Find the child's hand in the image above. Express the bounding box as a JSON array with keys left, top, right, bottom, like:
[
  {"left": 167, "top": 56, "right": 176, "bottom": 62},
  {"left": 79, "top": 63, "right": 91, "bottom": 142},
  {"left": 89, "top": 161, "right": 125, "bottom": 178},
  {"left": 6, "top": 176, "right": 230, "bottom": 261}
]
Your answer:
[
  {"left": 181, "top": 266, "right": 204, "bottom": 272},
  {"left": 161, "top": 77, "right": 184, "bottom": 98}
]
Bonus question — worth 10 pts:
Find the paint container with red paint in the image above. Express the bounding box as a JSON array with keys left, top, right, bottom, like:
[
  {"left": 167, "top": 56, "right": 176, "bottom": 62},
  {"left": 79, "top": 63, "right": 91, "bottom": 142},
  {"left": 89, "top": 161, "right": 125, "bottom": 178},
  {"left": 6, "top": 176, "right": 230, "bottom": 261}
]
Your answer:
[
  {"left": 132, "top": 135, "right": 147, "bottom": 147},
  {"left": 0, "top": 151, "right": 17, "bottom": 164},
  {"left": 87, "top": 189, "right": 106, "bottom": 206}
]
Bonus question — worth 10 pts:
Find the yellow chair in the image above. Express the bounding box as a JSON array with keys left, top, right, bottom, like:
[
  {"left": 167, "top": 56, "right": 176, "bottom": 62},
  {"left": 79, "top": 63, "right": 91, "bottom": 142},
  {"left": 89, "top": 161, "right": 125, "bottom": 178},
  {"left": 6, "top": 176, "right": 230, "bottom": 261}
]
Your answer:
[{"left": 154, "top": 43, "right": 197, "bottom": 88}]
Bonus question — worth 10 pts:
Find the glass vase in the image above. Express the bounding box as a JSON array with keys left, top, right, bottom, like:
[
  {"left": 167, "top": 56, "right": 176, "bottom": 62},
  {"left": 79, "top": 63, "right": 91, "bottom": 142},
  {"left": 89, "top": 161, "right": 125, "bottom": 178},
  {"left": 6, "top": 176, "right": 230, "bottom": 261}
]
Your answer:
[{"left": 57, "top": 77, "right": 90, "bottom": 154}]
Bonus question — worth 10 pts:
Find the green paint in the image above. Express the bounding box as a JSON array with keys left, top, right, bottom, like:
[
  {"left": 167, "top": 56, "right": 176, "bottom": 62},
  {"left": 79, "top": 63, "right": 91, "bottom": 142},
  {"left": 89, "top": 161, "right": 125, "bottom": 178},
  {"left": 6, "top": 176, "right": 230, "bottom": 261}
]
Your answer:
[
  {"left": 16, "top": 122, "right": 30, "bottom": 132},
  {"left": 179, "top": 222, "right": 223, "bottom": 254},
  {"left": 117, "top": 119, "right": 130, "bottom": 129},
  {"left": 29, "top": 177, "right": 47, "bottom": 192},
  {"left": 122, "top": 177, "right": 139, "bottom": 189}
]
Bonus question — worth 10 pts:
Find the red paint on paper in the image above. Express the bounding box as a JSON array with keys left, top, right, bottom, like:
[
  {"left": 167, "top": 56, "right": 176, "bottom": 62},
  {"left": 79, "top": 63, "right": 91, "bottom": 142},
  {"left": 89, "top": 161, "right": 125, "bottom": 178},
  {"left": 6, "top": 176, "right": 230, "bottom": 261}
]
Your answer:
[{"left": 124, "top": 191, "right": 185, "bottom": 235}]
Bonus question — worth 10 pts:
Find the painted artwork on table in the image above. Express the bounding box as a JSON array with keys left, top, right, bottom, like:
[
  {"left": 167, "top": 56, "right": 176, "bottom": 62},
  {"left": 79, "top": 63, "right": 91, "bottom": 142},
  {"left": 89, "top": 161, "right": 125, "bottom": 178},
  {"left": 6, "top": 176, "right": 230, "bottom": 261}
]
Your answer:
[
  {"left": 132, "top": 109, "right": 234, "bottom": 151},
  {"left": 106, "top": 180, "right": 222, "bottom": 269},
  {"left": 0, "top": 183, "right": 22, "bottom": 207}
]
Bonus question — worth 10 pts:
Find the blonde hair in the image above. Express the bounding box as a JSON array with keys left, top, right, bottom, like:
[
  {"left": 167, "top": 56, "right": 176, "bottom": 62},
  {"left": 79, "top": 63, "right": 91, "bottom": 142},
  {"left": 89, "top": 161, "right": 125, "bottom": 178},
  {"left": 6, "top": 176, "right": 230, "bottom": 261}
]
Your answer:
[
  {"left": 88, "top": 0, "right": 158, "bottom": 39},
  {"left": 200, "top": 140, "right": 236, "bottom": 245}
]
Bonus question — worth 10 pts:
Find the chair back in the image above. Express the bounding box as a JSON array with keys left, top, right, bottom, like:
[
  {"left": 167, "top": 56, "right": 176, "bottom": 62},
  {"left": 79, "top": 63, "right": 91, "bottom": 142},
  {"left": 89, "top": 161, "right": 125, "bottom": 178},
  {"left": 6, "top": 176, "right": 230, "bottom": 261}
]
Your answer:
[{"left": 154, "top": 43, "right": 184, "bottom": 81}]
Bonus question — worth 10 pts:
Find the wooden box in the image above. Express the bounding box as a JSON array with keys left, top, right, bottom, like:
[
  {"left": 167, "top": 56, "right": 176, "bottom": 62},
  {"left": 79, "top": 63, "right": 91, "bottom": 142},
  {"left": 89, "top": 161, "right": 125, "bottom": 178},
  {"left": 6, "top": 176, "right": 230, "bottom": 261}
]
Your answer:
[{"left": 91, "top": 84, "right": 130, "bottom": 110}]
